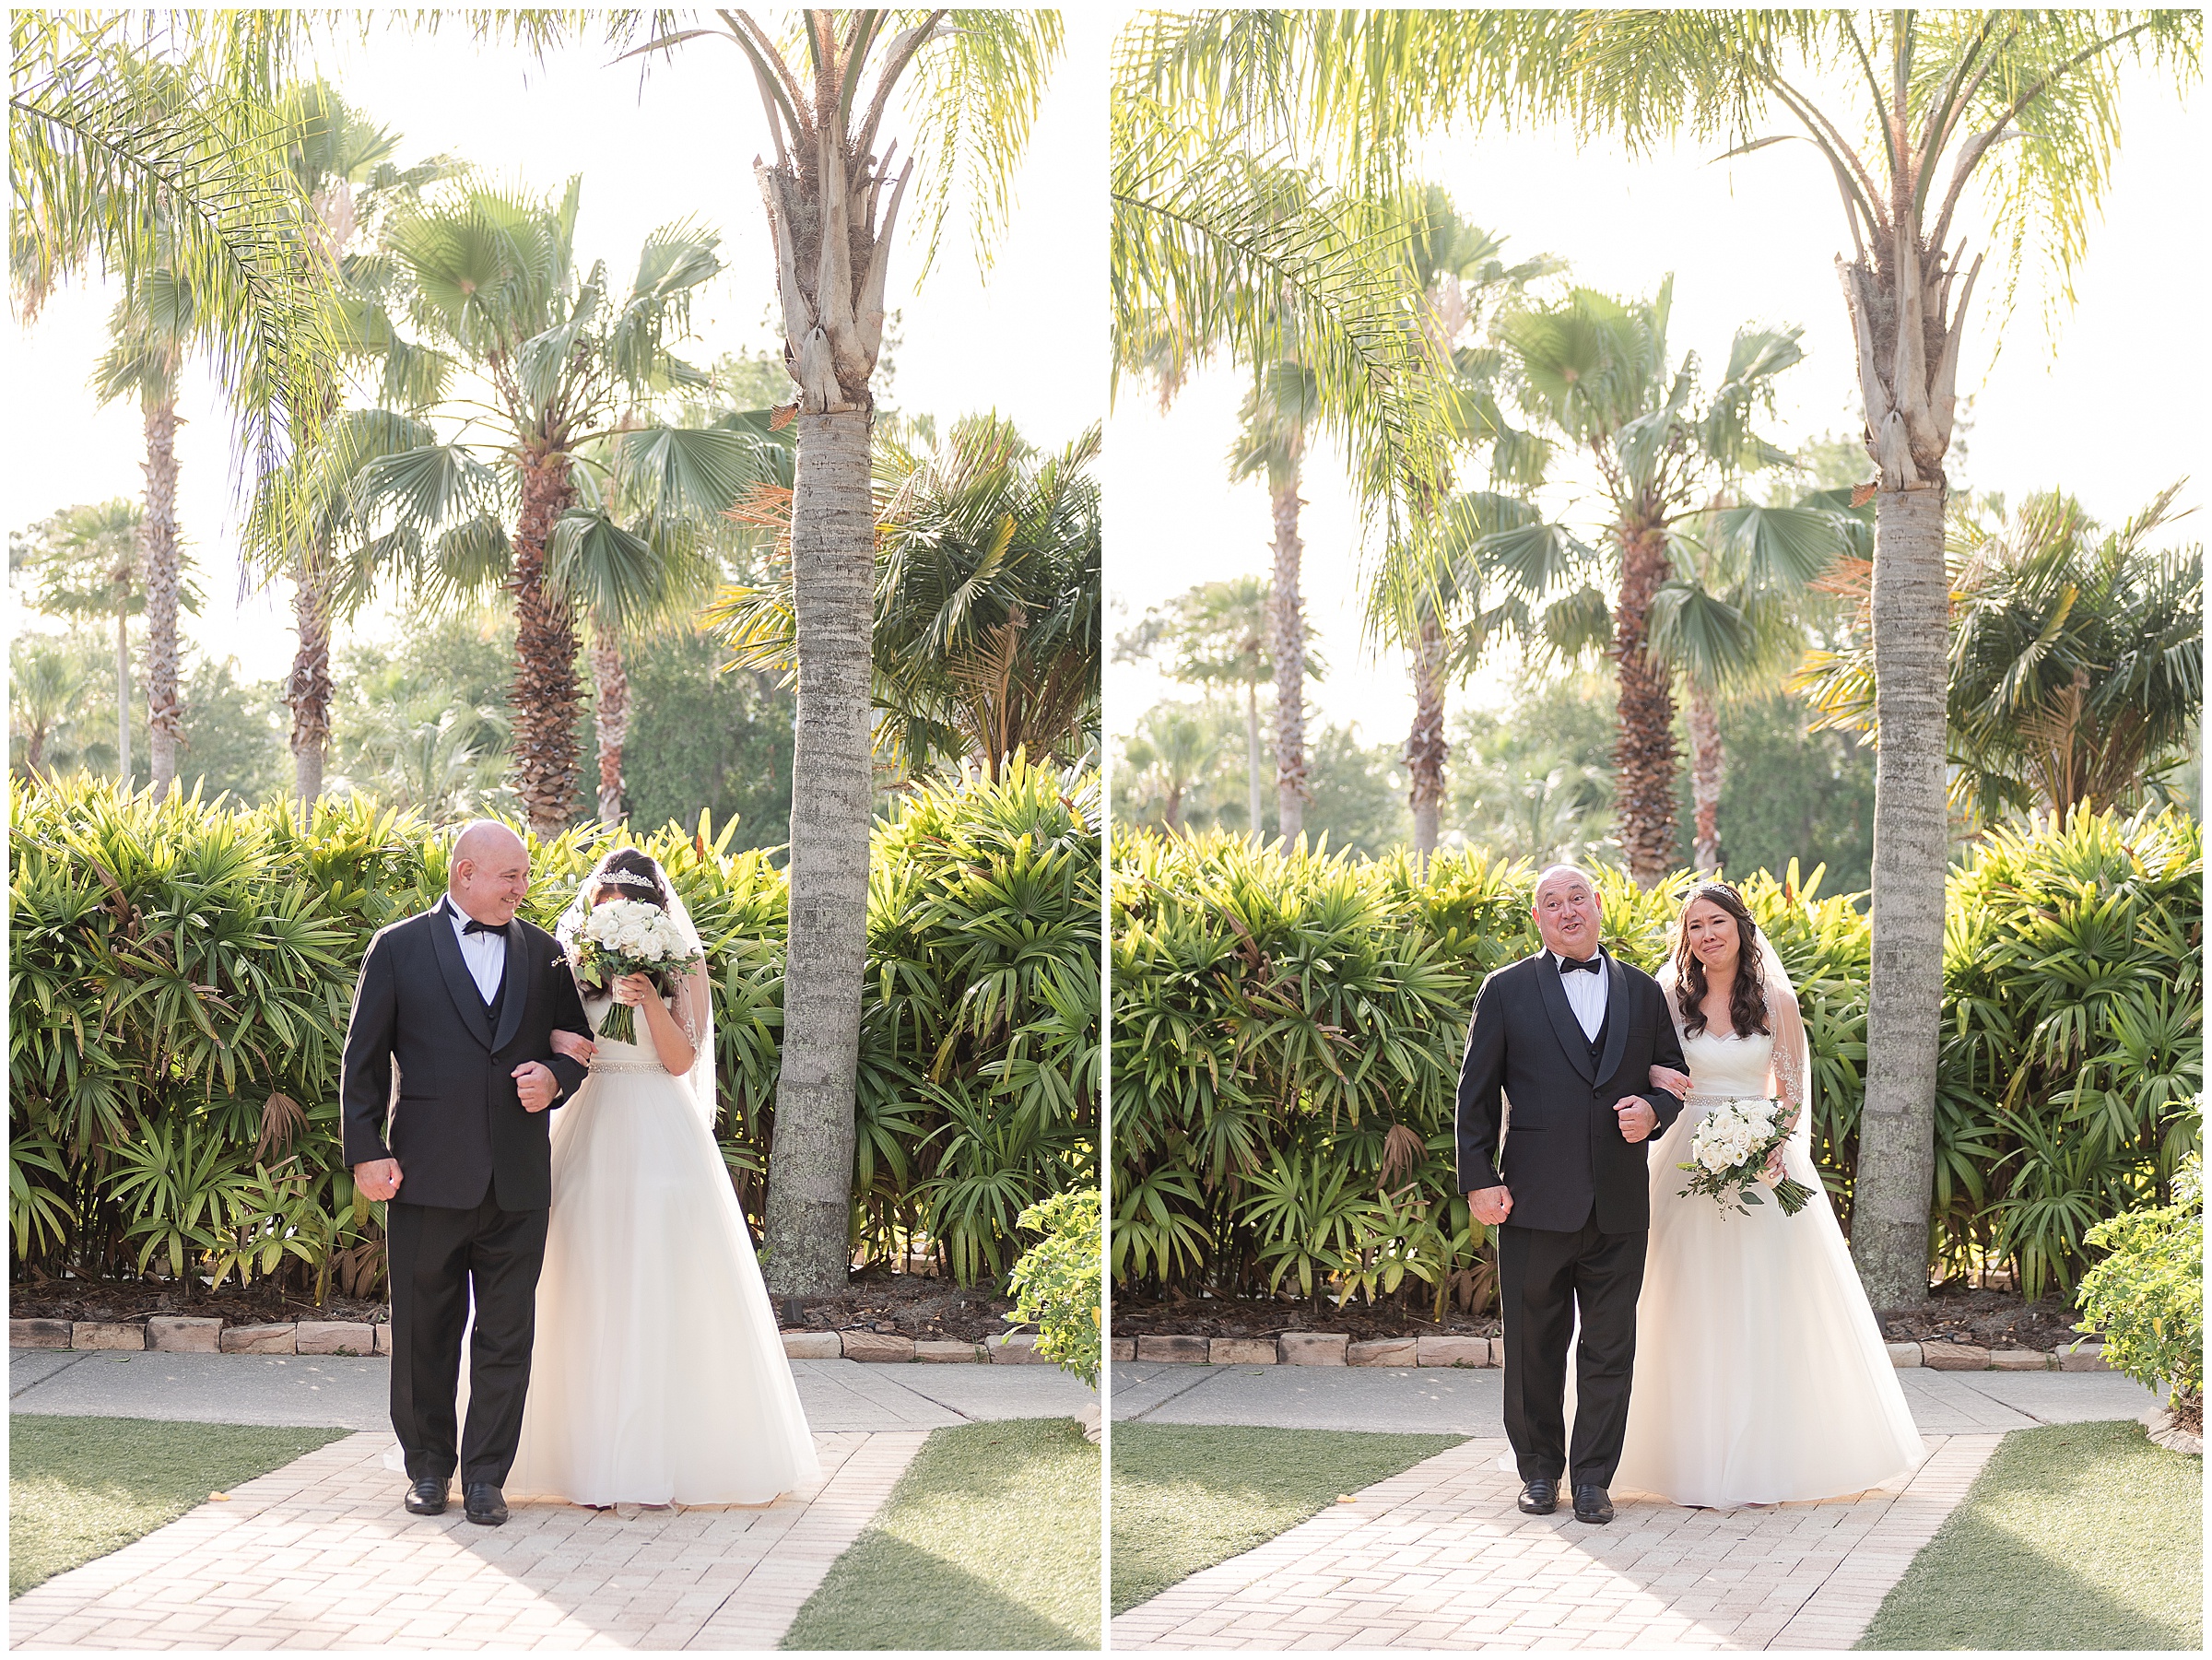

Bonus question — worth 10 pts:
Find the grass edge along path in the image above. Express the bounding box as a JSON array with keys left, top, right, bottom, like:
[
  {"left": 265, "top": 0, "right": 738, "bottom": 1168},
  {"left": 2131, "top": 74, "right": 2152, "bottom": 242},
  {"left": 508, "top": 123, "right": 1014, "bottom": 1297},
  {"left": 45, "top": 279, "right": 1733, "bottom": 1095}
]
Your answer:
[
  {"left": 781, "top": 1416, "right": 1100, "bottom": 1651},
  {"left": 1111, "top": 1423, "right": 1467, "bottom": 1615},
  {"left": 1859, "top": 1419, "right": 2201, "bottom": 1651},
  {"left": 10, "top": 1415, "right": 355, "bottom": 1598}
]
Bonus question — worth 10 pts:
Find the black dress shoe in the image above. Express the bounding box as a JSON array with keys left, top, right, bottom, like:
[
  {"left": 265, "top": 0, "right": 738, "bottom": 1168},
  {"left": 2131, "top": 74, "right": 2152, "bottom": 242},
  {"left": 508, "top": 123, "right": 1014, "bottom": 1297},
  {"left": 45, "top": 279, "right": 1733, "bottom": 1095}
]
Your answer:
[
  {"left": 1572, "top": 1483, "right": 1615, "bottom": 1525},
  {"left": 404, "top": 1477, "right": 449, "bottom": 1516},
  {"left": 1516, "top": 1478, "right": 1559, "bottom": 1515},
  {"left": 464, "top": 1483, "right": 509, "bottom": 1526}
]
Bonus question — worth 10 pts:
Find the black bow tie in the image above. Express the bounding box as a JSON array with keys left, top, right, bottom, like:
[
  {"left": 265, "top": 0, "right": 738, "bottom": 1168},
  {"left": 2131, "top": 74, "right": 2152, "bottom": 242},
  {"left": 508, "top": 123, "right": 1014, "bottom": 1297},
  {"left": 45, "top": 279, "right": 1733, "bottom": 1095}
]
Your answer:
[
  {"left": 453, "top": 909, "right": 500, "bottom": 936},
  {"left": 1559, "top": 953, "right": 1603, "bottom": 975}
]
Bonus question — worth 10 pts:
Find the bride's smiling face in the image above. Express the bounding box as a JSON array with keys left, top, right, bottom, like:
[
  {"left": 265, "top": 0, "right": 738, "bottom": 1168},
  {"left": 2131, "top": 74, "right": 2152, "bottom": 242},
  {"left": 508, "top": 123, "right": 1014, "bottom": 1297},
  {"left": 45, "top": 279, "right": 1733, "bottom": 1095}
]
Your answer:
[{"left": 1682, "top": 898, "right": 1741, "bottom": 974}]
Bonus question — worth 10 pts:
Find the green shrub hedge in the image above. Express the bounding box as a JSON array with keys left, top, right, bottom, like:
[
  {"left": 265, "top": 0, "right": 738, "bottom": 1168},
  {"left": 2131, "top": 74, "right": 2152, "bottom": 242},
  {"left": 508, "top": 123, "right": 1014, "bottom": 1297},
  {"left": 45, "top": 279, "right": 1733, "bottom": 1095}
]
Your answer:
[
  {"left": 2075, "top": 1154, "right": 2202, "bottom": 1408},
  {"left": 1110, "top": 806, "right": 2200, "bottom": 1309},
  {"left": 9, "top": 759, "right": 1099, "bottom": 1300}
]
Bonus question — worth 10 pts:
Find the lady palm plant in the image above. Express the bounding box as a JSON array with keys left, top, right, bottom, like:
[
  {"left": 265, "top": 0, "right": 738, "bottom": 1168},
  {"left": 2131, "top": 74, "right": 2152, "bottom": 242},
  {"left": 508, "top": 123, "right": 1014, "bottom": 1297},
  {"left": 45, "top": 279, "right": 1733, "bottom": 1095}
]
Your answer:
[{"left": 345, "top": 177, "right": 724, "bottom": 836}]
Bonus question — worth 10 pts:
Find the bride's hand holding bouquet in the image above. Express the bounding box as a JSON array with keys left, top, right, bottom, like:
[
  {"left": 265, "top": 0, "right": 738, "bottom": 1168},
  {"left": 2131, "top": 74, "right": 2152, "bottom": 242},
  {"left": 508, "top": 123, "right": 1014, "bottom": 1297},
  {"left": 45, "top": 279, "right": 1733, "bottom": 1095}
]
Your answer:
[
  {"left": 1678, "top": 1097, "right": 1815, "bottom": 1217},
  {"left": 572, "top": 899, "right": 702, "bottom": 1044}
]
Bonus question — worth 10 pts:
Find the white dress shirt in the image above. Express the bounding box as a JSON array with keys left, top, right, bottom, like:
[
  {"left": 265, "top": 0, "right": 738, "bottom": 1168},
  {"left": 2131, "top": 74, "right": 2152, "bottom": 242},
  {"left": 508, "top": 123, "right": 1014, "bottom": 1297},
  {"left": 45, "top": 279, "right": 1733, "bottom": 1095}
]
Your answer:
[
  {"left": 1550, "top": 947, "right": 1609, "bottom": 1042},
  {"left": 444, "top": 898, "right": 508, "bottom": 1003}
]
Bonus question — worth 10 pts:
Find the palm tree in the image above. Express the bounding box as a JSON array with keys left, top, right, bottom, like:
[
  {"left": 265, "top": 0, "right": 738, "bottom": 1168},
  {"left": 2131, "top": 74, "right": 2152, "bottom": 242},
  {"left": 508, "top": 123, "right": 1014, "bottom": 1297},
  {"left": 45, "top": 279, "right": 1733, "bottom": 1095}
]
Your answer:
[
  {"left": 1800, "top": 486, "right": 2202, "bottom": 821},
  {"left": 1494, "top": 0, "right": 2204, "bottom": 1316},
  {"left": 89, "top": 272, "right": 196, "bottom": 793},
  {"left": 1377, "top": 187, "right": 1562, "bottom": 861},
  {"left": 265, "top": 81, "right": 459, "bottom": 805},
  {"left": 1113, "top": 576, "right": 1276, "bottom": 834},
  {"left": 9, "top": 642, "right": 94, "bottom": 780},
  {"left": 1122, "top": 705, "right": 1221, "bottom": 834},
  {"left": 1649, "top": 495, "right": 1858, "bottom": 871},
  {"left": 14, "top": 499, "right": 158, "bottom": 784},
  {"left": 507, "top": 9, "right": 1061, "bottom": 1297},
  {"left": 707, "top": 416, "right": 1103, "bottom": 785},
  {"left": 12, "top": 14, "right": 335, "bottom": 487},
  {"left": 1488, "top": 280, "right": 1822, "bottom": 886},
  {"left": 345, "top": 177, "right": 724, "bottom": 837},
  {"left": 1228, "top": 359, "right": 1322, "bottom": 840}
]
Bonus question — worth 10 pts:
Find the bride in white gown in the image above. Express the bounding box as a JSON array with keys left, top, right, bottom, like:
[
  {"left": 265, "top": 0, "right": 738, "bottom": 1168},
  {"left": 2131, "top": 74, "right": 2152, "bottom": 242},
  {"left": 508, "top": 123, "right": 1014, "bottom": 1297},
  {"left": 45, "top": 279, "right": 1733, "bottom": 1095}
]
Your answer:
[
  {"left": 1611, "top": 880, "right": 1923, "bottom": 1508},
  {"left": 503, "top": 847, "right": 819, "bottom": 1506}
]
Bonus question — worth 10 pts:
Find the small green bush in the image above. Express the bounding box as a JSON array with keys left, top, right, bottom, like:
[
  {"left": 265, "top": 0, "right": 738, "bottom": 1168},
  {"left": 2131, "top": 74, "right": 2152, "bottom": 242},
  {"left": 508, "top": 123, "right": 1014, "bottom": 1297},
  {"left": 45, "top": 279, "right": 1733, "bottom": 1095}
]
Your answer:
[
  {"left": 2075, "top": 1152, "right": 2203, "bottom": 1407},
  {"left": 1007, "top": 1187, "right": 1101, "bottom": 1387}
]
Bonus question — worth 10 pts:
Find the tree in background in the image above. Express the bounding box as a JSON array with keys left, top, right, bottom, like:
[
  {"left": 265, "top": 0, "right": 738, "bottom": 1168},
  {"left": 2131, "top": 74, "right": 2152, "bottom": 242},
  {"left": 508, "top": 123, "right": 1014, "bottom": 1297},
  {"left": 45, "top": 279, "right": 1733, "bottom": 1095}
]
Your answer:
[
  {"left": 9, "top": 642, "right": 94, "bottom": 779},
  {"left": 1227, "top": 358, "right": 1322, "bottom": 838},
  {"left": 1118, "top": 704, "right": 1225, "bottom": 835},
  {"left": 710, "top": 415, "right": 1102, "bottom": 785},
  {"left": 263, "top": 79, "right": 459, "bottom": 805},
  {"left": 1508, "top": 4, "right": 2203, "bottom": 1310},
  {"left": 1486, "top": 279, "right": 1827, "bottom": 885},
  {"left": 345, "top": 177, "right": 724, "bottom": 835},
  {"left": 1374, "top": 186, "right": 1562, "bottom": 861},
  {"left": 1802, "top": 486, "right": 2203, "bottom": 823},
  {"left": 11, "top": 500, "right": 170, "bottom": 785},
  {"left": 621, "top": 624, "right": 795, "bottom": 854},
  {"left": 1447, "top": 670, "right": 1617, "bottom": 866},
  {"left": 1114, "top": 576, "right": 1276, "bottom": 837}
]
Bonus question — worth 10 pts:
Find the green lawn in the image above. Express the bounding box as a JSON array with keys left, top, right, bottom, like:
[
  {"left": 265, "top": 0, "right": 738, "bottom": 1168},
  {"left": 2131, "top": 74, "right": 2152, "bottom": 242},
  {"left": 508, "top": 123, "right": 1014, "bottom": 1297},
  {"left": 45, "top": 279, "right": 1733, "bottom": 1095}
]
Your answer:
[
  {"left": 782, "top": 1417, "right": 1100, "bottom": 1650},
  {"left": 10, "top": 1415, "right": 353, "bottom": 1598},
  {"left": 1110, "top": 1424, "right": 1465, "bottom": 1614},
  {"left": 1860, "top": 1419, "right": 2201, "bottom": 1651}
]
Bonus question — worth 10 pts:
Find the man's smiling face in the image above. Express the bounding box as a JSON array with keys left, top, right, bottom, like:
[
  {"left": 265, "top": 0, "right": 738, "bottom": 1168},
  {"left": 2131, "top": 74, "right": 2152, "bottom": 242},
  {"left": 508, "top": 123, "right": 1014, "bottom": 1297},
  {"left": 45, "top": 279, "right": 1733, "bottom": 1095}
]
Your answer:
[{"left": 1533, "top": 865, "right": 1602, "bottom": 961}]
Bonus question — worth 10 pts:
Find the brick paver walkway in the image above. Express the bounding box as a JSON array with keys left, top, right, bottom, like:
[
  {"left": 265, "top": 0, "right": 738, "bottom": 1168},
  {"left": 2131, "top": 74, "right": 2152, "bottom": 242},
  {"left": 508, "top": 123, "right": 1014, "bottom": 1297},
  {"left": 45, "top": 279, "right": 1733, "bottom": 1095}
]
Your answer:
[
  {"left": 1112, "top": 1433, "right": 2002, "bottom": 1652},
  {"left": 10, "top": 1430, "right": 924, "bottom": 1651}
]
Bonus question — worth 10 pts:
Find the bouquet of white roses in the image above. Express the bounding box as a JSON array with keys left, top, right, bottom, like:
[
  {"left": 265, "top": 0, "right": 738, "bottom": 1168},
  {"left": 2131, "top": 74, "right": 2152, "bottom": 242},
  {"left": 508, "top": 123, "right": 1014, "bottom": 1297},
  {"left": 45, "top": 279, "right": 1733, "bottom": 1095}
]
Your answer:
[
  {"left": 1678, "top": 1097, "right": 1816, "bottom": 1216},
  {"left": 571, "top": 898, "right": 701, "bottom": 1045}
]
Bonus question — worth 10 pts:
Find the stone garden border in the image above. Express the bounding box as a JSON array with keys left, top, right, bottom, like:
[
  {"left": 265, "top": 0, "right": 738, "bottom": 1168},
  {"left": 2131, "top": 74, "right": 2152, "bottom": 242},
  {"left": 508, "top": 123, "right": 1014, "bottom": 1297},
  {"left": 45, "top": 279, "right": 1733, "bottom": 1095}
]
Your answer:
[
  {"left": 8, "top": 1317, "right": 1046, "bottom": 1365},
  {"left": 1108, "top": 1331, "right": 2114, "bottom": 1372}
]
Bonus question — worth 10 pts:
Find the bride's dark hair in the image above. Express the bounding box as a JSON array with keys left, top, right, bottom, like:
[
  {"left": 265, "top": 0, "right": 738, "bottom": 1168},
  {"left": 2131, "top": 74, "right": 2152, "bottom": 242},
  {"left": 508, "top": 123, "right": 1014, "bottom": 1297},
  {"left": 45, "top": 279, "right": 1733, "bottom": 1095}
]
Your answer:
[
  {"left": 592, "top": 846, "right": 672, "bottom": 912},
  {"left": 1672, "top": 881, "right": 1770, "bottom": 1038}
]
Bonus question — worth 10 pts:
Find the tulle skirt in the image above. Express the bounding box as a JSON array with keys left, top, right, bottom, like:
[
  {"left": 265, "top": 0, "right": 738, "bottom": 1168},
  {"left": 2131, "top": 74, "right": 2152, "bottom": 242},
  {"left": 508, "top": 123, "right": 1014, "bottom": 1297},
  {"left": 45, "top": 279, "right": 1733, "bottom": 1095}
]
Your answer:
[
  {"left": 501, "top": 1057, "right": 820, "bottom": 1506},
  {"left": 1610, "top": 1100, "right": 1924, "bottom": 1507}
]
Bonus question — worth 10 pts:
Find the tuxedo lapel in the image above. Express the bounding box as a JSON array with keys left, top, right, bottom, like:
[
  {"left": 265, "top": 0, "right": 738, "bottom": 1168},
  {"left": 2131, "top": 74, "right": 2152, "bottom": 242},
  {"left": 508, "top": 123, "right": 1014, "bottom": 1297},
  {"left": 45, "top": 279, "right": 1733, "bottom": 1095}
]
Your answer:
[
  {"left": 490, "top": 919, "right": 529, "bottom": 1054},
  {"left": 425, "top": 904, "right": 494, "bottom": 1050},
  {"left": 1534, "top": 953, "right": 1598, "bottom": 1084},
  {"left": 1595, "top": 954, "right": 1630, "bottom": 1085}
]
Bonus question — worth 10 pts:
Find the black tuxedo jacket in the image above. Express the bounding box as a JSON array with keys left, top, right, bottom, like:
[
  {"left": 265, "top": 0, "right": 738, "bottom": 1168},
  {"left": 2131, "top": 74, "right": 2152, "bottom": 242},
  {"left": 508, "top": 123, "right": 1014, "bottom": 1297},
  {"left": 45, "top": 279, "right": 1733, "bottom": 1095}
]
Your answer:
[
  {"left": 340, "top": 904, "right": 591, "bottom": 1210},
  {"left": 1453, "top": 949, "right": 1688, "bottom": 1233}
]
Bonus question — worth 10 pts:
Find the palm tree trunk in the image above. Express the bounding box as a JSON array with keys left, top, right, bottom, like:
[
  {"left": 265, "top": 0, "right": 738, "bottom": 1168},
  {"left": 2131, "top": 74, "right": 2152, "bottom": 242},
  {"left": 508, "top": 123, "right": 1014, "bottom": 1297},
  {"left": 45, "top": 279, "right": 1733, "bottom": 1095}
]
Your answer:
[
  {"left": 1612, "top": 516, "right": 1679, "bottom": 886},
  {"left": 1407, "top": 610, "right": 1448, "bottom": 863},
  {"left": 508, "top": 447, "right": 584, "bottom": 838},
  {"left": 1268, "top": 476, "right": 1309, "bottom": 842},
  {"left": 590, "top": 629, "right": 629, "bottom": 823},
  {"left": 141, "top": 396, "right": 183, "bottom": 794},
  {"left": 286, "top": 551, "right": 333, "bottom": 803},
  {"left": 1688, "top": 678, "right": 1723, "bottom": 873},
  {"left": 113, "top": 600, "right": 131, "bottom": 788},
  {"left": 1851, "top": 482, "right": 1949, "bottom": 1309},
  {"left": 1245, "top": 677, "right": 1264, "bottom": 836},
  {"left": 763, "top": 408, "right": 875, "bottom": 1299}
]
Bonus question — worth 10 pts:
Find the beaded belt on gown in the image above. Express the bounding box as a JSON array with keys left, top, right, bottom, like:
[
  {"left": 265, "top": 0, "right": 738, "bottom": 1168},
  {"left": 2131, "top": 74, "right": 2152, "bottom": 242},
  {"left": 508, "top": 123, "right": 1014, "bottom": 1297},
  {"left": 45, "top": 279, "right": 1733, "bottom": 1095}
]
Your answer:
[{"left": 587, "top": 1054, "right": 665, "bottom": 1073}]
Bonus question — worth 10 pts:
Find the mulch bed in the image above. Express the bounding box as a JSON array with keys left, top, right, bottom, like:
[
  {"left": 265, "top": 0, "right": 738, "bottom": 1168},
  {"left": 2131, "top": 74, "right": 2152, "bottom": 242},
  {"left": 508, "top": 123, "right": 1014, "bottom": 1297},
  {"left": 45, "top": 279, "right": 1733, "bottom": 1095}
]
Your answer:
[
  {"left": 1875, "top": 1286, "right": 2087, "bottom": 1352},
  {"left": 1112, "top": 1283, "right": 2086, "bottom": 1351},
  {"left": 1110, "top": 1292, "right": 1500, "bottom": 1343},
  {"left": 785, "top": 1269, "right": 1022, "bottom": 1343},
  {"left": 11, "top": 1269, "right": 1020, "bottom": 1344},
  {"left": 10, "top": 1281, "right": 388, "bottom": 1327}
]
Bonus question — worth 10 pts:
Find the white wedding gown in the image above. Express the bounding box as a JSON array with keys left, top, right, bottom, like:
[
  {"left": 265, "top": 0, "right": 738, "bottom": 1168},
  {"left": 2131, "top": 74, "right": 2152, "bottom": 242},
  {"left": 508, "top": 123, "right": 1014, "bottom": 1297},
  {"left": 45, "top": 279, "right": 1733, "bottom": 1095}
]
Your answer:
[
  {"left": 498, "top": 992, "right": 820, "bottom": 1505},
  {"left": 1610, "top": 1028, "right": 1924, "bottom": 1507}
]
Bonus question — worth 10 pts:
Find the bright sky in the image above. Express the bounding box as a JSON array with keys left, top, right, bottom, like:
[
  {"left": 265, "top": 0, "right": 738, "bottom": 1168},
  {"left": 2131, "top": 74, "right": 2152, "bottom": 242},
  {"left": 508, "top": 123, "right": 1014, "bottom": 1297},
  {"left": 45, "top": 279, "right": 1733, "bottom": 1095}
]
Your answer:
[
  {"left": 1106, "top": 59, "right": 2208, "bottom": 754},
  {"left": 5, "top": 13, "right": 1110, "bottom": 678}
]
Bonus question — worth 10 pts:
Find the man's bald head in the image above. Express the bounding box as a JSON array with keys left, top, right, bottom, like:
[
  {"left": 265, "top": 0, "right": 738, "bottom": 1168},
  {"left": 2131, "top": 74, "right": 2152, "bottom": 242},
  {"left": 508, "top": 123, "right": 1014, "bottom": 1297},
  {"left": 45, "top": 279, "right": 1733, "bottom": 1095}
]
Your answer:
[
  {"left": 1534, "top": 863, "right": 1596, "bottom": 902},
  {"left": 449, "top": 819, "right": 531, "bottom": 927}
]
